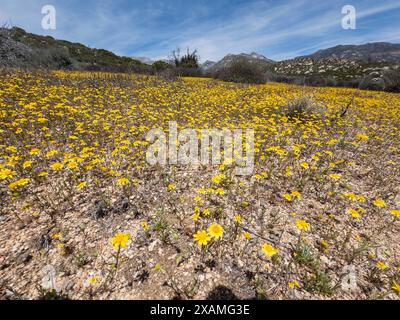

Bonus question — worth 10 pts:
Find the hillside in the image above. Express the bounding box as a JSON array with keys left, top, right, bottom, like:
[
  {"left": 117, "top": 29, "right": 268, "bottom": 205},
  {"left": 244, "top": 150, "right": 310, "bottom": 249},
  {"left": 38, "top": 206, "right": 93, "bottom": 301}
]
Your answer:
[
  {"left": 0, "top": 27, "right": 148, "bottom": 72},
  {"left": 206, "top": 52, "right": 274, "bottom": 73},
  {"left": 273, "top": 57, "right": 398, "bottom": 79},
  {"left": 303, "top": 42, "right": 400, "bottom": 62}
]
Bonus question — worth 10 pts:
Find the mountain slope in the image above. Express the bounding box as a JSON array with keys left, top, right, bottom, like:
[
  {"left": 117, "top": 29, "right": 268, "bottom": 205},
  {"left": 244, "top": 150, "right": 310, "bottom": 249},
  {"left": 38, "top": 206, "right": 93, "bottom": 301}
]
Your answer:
[
  {"left": 132, "top": 56, "right": 154, "bottom": 65},
  {"left": 201, "top": 60, "right": 216, "bottom": 70},
  {"left": 273, "top": 57, "right": 398, "bottom": 79},
  {"left": 303, "top": 42, "right": 400, "bottom": 62},
  {"left": 207, "top": 52, "right": 274, "bottom": 73},
  {"left": 0, "top": 27, "right": 147, "bottom": 72}
]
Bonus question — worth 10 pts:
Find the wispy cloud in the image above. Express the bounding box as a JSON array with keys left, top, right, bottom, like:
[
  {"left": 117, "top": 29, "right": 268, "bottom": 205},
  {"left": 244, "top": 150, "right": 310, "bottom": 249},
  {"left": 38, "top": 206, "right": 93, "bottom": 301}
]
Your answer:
[{"left": 0, "top": 0, "right": 399, "bottom": 61}]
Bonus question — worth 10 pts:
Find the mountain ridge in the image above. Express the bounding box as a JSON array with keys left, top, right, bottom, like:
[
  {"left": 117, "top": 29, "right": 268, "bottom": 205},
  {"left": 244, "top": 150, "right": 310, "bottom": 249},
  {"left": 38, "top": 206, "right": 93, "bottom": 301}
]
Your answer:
[{"left": 301, "top": 42, "right": 400, "bottom": 62}]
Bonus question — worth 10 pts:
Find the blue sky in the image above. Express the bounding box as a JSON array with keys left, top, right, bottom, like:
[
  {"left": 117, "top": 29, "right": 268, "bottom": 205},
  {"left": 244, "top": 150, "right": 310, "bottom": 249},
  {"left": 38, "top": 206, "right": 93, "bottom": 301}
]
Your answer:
[{"left": 1, "top": 0, "right": 399, "bottom": 62}]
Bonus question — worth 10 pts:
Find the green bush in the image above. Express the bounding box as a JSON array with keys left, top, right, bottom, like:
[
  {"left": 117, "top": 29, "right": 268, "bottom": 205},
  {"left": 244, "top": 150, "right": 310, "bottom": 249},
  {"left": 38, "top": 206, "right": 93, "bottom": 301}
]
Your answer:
[
  {"left": 382, "top": 70, "right": 400, "bottom": 92},
  {"left": 171, "top": 48, "right": 202, "bottom": 76},
  {"left": 214, "top": 58, "right": 266, "bottom": 84},
  {"left": 152, "top": 60, "right": 172, "bottom": 72}
]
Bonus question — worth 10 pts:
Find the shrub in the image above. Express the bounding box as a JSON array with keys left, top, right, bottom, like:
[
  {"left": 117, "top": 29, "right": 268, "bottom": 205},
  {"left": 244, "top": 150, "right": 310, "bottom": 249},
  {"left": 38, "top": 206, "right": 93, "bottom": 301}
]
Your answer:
[
  {"left": 335, "top": 77, "right": 361, "bottom": 88},
  {"left": 152, "top": 60, "right": 172, "bottom": 73},
  {"left": 214, "top": 58, "right": 266, "bottom": 84},
  {"left": 359, "top": 72, "right": 385, "bottom": 91},
  {"left": 172, "top": 48, "right": 200, "bottom": 69},
  {"left": 176, "top": 67, "right": 203, "bottom": 77},
  {"left": 305, "top": 271, "right": 334, "bottom": 296},
  {"left": 305, "top": 75, "right": 337, "bottom": 87},
  {"left": 382, "top": 70, "right": 400, "bottom": 92},
  {"left": 280, "top": 96, "right": 324, "bottom": 121},
  {"left": 171, "top": 48, "right": 201, "bottom": 76},
  {"left": 155, "top": 68, "right": 178, "bottom": 81}
]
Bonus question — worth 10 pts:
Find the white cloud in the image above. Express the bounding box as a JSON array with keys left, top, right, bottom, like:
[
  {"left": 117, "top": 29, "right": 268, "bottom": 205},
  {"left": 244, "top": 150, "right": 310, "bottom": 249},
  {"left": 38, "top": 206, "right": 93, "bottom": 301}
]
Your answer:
[{"left": 0, "top": 0, "right": 399, "bottom": 62}]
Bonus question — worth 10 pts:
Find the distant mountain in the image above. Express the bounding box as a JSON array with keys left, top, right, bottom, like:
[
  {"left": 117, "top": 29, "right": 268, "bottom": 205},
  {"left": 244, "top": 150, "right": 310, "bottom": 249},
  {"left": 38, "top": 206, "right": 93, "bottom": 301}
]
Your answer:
[
  {"left": 201, "top": 60, "right": 216, "bottom": 70},
  {"left": 0, "top": 27, "right": 147, "bottom": 72},
  {"left": 132, "top": 56, "right": 154, "bottom": 65},
  {"left": 208, "top": 52, "right": 274, "bottom": 72},
  {"left": 302, "top": 42, "right": 400, "bottom": 62},
  {"left": 272, "top": 42, "right": 400, "bottom": 85}
]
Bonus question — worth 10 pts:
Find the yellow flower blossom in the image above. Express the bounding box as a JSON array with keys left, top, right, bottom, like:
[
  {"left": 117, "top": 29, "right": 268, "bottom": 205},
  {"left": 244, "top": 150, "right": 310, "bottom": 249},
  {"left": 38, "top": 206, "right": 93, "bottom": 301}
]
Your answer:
[
  {"left": 141, "top": 221, "right": 149, "bottom": 231},
  {"left": 77, "top": 181, "right": 87, "bottom": 190},
  {"left": 347, "top": 208, "right": 360, "bottom": 219},
  {"left": 9, "top": 178, "right": 30, "bottom": 190},
  {"left": 51, "top": 162, "right": 64, "bottom": 171},
  {"left": 376, "top": 261, "right": 388, "bottom": 270},
  {"left": 262, "top": 243, "right": 279, "bottom": 257},
  {"left": 329, "top": 173, "right": 342, "bottom": 181},
  {"left": 288, "top": 280, "right": 299, "bottom": 289},
  {"left": 0, "top": 168, "right": 15, "bottom": 180},
  {"left": 23, "top": 161, "right": 33, "bottom": 169},
  {"left": 392, "top": 281, "right": 400, "bottom": 295},
  {"left": 117, "top": 178, "right": 130, "bottom": 186},
  {"left": 167, "top": 183, "right": 176, "bottom": 191},
  {"left": 111, "top": 232, "right": 131, "bottom": 249},
  {"left": 296, "top": 220, "right": 310, "bottom": 232},
  {"left": 373, "top": 198, "right": 386, "bottom": 208},
  {"left": 208, "top": 223, "right": 224, "bottom": 239},
  {"left": 89, "top": 276, "right": 98, "bottom": 285},
  {"left": 391, "top": 210, "right": 400, "bottom": 218},
  {"left": 193, "top": 230, "right": 211, "bottom": 246}
]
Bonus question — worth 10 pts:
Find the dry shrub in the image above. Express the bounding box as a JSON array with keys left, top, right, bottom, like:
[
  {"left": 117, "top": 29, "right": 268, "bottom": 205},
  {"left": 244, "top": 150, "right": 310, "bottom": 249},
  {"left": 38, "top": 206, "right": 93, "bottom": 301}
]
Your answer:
[
  {"left": 280, "top": 96, "right": 325, "bottom": 121},
  {"left": 156, "top": 68, "right": 178, "bottom": 81}
]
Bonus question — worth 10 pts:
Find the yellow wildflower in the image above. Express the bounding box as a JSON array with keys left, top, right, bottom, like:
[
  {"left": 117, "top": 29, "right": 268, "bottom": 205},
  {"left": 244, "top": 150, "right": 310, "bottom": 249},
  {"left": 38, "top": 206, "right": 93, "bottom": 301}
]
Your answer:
[
  {"left": 141, "top": 221, "right": 149, "bottom": 231},
  {"left": 296, "top": 220, "right": 310, "bottom": 232},
  {"left": 208, "top": 223, "right": 224, "bottom": 239},
  {"left": 193, "top": 230, "right": 211, "bottom": 246},
  {"left": 347, "top": 208, "right": 360, "bottom": 219},
  {"left": 0, "top": 168, "right": 15, "bottom": 180},
  {"left": 392, "top": 281, "right": 400, "bottom": 295},
  {"left": 373, "top": 198, "right": 386, "bottom": 208},
  {"left": 391, "top": 210, "right": 400, "bottom": 218},
  {"left": 300, "top": 162, "right": 309, "bottom": 169},
  {"left": 89, "top": 276, "right": 98, "bottom": 285},
  {"left": 23, "top": 161, "right": 33, "bottom": 169},
  {"left": 8, "top": 178, "right": 30, "bottom": 190},
  {"left": 329, "top": 173, "right": 342, "bottom": 181},
  {"left": 376, "top": 261, "right": 388, "bottom": 270},
  {"left": 51, "top": 162, "right": 64, "bottom": 171},
  {"left": 117, "top": 178, "right": 129, "bottom": 186},
  {"left": 262, "top": 243, "right": 279, "bottom": 257},
  {"left": 77, "top": 181, "right": 87, "bottom": 190},
  {"left": 288, "top": 280, "right": 299, "bottom": 289},
  {"left": 167, "top": 183, "right": 176, "bottom": 191},
  {"left": 111, "top": 232, "right": 131, "bottom": 249}
]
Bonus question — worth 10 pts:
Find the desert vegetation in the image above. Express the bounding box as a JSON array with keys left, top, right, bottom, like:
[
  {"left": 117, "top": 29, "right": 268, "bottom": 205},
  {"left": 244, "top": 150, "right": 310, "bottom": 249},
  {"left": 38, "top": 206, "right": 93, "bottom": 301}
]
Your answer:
[{"left": 0, "top": 70, "right": 399, "bottom": 300}]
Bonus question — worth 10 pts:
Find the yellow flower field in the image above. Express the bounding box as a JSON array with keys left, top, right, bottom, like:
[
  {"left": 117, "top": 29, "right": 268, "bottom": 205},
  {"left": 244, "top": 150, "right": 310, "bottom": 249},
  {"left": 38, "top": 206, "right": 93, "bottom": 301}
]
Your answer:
[{"left": 0, "top": 70, "right": 399, "bottom": 300}]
